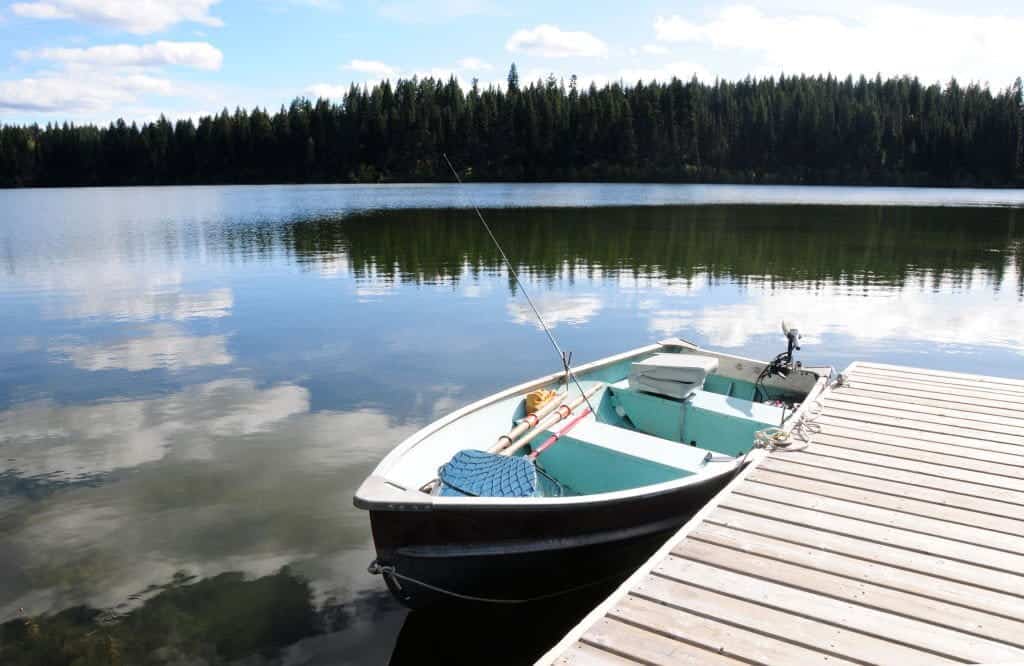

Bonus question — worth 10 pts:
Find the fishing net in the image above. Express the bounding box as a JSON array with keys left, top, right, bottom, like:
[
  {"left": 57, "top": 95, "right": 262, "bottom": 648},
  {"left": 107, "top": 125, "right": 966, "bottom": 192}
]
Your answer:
[{"left": 438, "top": 449, "right": 538, "bottom": 497}]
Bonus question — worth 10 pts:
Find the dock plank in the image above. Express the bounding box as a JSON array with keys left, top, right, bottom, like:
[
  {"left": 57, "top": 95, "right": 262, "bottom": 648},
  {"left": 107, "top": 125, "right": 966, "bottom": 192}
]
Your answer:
[
  {"left": 748, "top": 468, "right": 1024, "bottom": 535},
  {"left": 837, "top": 385, "right": 1024, "bottom": 419},
  {"left": 707, "top": 507, "right": 1024, "bottom": 597},
  {"left": 797, "top": 426, "right": 1024, "bottom": 467},
  {"left": 631, "top": 573, "right": 951, "bottom": 665},
  {"left": 802, "top": 417, "right": 1024, "bottom": 459},
  {"left": 611, "top": 595, "right": 860, "bottom": 665},
  {"left": 814, "top": 412, "right": 1024, "bottom": 452},
  {"left": 690, "top": 522, "right": 1024, "bottom": 621},
  {"left": 759, "top": 456, "right": 1024, "bottom": 520},
  {"left": 556, "top": 643, "right": 642, "bottom": 666},
  {"left": 791, "top": 442, "right": 1024, "bottom": 493},
  {"left": 856, "top": 361, "right": 1024, "bottom": 388},
  {"left": 854, "top": 364, "right": 1024, "bottom": 393},
  {"left": 842, "top": 374, "right": 1024, "bottom": 406},
  {"left": 674, "top": 537, "right": 1024, "bottom": 647},
  {"left": 723, "top": 492, "right": 1024, "bottom": 567},
  {"left": 818, "top": 404, "right": 1024, "bottom": 446},
  {"left": 825, "top": 391, "right": 1024, "bottom": 432},
  {"left": 656, "top": 556, "right": 1024, "bottom": 663},
  {"left": 579, "top": 617, "right": 742, "bottom": 665},
  {"left": 763, "top": 451, "right": 1024, "bottom": 511},
  {"left": 541, "top": 362, "right": 1024, "bottom": 666}
]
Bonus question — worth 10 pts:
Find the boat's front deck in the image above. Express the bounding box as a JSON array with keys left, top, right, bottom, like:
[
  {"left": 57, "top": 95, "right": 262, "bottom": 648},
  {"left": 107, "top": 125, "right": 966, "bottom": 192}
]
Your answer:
[{"left": 540, "top": 361, "right": 1024, "bottom": 665}]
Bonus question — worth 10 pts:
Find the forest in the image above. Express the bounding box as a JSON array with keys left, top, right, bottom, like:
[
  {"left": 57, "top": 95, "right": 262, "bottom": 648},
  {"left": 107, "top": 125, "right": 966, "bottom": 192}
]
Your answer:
[{"left": 1, "top": 65, "right": 1022, "bottom": 188}]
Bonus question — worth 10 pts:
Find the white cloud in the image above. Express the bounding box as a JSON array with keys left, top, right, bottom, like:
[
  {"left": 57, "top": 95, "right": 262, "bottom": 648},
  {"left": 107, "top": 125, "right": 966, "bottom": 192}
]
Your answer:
[
  {"left": 355, "top": 282, "right": 398, "bottom": 302},
  {"left": 654, "top": 14, "right": 704, "bottom": 42},
  {"left": 641, "top": 44, "right": 669, "bottom": 55},
  {"left": 619, "top": 61, "right": 712, "bottom": 83},
  {"left": 306, "top": 83, "right": 349, "bottom": 99},
  {"left": 17, "top": 257, "right": 232, "bottom": 322},
  {"left": 310, "top": 57, "right": 496, "bottom": 98},
  {"left": 507, "top": 294, "right": 603, "bottom": 329},
  {"left": 0, "top": 69, "right": 174, "bottom": 112},
  {"left": 24, "top": 41, "right": 223, "bottom": 71},
  {"left": 644, "top": 266, "right": 1024, "bottom": 352},
  {"left": 654, "top": 4, "right": 1024, "bottom": 86},
  {"left": 412, "top": 67, "right": 459, "bottom": 80},
  {"left": 378, "top": 0, "right": 498, "bottom": 23},
  {"left": 11, "top": 0, "right": 223, "bottom": 34},
  {"left": 648, "top": 309, "right": 697, "bottom": 338},
  {"left": 0, "top": 379, "right": 308, "bottom": 480},
  {"left": 457, "top": 57, "right": 492, "bottom": 71},
  {"left": 506, "top": 24, "right": 608, "bottom": 58},
  {"left": 52, "top": 324, "right": 232, "bottom": 372},
  {"left": 8, "top": 1, "right": 68, "bottom": 18},
  {"left": 0, "top": 392, "right": 415, "bottom": 619},
  {"left": 284, "top": 0, "right": 341, "bottom": 9},
  {"left": 61, "top": 285, "right": 233, "bottom": 321},
  {"left": 344, "top": 58, "right": 398, "bottom": 78}
]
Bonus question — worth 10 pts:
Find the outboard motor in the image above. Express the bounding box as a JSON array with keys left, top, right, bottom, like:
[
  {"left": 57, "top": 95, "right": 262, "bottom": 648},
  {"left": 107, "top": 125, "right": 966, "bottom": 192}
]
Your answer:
[
  {"left": 754, "top": 321, "right": 805, "bottom": 401},
  {"left": 782, "top": 320, "right": 801, "bottom": 366}
]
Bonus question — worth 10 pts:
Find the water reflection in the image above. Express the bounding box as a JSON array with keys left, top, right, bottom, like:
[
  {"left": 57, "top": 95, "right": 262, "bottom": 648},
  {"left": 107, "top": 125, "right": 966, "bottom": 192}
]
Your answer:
[
  {"left": 1, "top": 186, "right": 1023, "bottom": 664},
  {"left": 507, "top": 294, "right": 603, "bottom": 329},
  {"left": 51, "top": 324, "right": 233, "bottom": 372},
  {"left": 2, "top": 569, "right": 403, "bottom": 666}
]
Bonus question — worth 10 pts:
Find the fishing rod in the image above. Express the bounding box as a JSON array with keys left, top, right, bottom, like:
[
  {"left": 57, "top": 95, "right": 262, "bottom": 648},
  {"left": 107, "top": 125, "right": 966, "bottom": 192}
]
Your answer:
[{"left": 441, "top": 153, "right": 595, "bottom": 414}]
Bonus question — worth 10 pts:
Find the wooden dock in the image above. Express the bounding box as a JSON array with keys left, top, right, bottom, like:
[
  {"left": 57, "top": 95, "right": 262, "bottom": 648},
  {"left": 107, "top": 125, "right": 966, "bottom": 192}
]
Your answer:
[{"left": 539, "top": 361, "right": 1024, "bottom": 665}]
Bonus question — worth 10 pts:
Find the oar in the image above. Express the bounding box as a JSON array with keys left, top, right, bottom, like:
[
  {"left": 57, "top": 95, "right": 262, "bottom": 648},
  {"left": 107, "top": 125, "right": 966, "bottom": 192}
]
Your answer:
[
  {"left": 528, "top": 407, "right": 592, "bottom": 460},
  {"left": 486, "top": 390, "right": 567, "bottom": 454},
  {"left": 436, "top": 405, "right": 596, "bottom": 498},
  {"left": 423, "top": 383, "right": 602, "bottom": 494},
  {"left": 499, "top": 384, "right": 602, "bottom": 457}
]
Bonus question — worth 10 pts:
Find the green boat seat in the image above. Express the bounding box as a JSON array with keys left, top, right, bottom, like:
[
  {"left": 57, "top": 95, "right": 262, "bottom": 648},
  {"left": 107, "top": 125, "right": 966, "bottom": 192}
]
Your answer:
[{"left": 567, "top": 419, "right": 721, "bottom": 473}]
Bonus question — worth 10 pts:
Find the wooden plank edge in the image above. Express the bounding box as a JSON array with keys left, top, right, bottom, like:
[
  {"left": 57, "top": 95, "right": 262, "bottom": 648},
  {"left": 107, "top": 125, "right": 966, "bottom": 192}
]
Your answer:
[
  {"left": 856, "top": 361, "right": 1024, "bottom": 389},
  {"left": 851, "top": 366, "right": 1024, "bottom": 393}
]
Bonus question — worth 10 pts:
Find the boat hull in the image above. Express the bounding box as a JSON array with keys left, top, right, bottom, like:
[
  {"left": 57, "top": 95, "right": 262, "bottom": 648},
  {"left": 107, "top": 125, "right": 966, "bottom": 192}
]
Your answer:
[{"left": 367, "top": 469, "right": 736, "bottom": 608}]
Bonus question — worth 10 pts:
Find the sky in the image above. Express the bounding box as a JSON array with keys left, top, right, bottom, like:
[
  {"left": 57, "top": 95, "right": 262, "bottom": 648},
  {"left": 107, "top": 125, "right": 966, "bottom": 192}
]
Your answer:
[{"left": 1, "top": 0, "right": 1022, "bottom": 125}]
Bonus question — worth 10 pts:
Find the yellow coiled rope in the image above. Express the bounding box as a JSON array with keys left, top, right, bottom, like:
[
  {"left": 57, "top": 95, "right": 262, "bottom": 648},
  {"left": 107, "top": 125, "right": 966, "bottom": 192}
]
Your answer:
[{"left": 525, "top": 389, "right": 559, "bottom": 414}]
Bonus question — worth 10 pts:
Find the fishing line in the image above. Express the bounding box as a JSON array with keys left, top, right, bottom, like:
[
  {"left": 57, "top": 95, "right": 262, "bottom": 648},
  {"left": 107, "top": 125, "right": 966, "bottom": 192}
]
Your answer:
[{"left": 442, "top": 153, "right": 595, "bottom": 413}]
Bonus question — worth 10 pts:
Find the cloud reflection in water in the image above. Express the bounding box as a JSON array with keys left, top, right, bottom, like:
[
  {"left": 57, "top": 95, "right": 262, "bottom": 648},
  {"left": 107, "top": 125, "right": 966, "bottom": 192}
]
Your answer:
[{"left": 0, "top": 379, "right": 417, "bottom": 626}]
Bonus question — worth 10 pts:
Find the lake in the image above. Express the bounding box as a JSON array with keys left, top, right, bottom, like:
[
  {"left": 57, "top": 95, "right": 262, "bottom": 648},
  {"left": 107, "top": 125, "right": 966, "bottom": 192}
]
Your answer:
[{"left": 1, "top": 184, "right": 1023, "bottom": 665}]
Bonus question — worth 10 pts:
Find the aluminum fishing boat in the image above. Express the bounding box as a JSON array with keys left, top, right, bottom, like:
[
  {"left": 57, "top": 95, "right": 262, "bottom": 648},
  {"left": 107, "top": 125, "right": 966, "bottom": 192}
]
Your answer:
[{"left": 355, "top": 335, "right": 827, "bottom": 608}]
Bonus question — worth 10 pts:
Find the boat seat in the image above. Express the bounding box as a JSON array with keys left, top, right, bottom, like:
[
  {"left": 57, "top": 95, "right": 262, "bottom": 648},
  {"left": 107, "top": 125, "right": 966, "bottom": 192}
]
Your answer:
[{"left": 564, "top": 418, "right": 721, "bottom": 473}]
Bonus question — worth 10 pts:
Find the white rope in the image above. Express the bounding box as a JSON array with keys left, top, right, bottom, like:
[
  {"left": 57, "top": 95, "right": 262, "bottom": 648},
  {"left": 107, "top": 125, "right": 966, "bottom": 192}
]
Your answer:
[
  {"left": 753, "top": 371, "right": 844, "bottom": 453},
  {"left": 369, "top": 561, "right": 631, "bottom": 605}
]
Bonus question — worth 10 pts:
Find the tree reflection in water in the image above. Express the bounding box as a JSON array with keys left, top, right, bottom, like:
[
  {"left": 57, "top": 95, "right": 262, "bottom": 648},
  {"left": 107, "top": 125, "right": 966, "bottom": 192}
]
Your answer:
[{"left": 1, "top": 568, "right": 403, "bottom": 666}]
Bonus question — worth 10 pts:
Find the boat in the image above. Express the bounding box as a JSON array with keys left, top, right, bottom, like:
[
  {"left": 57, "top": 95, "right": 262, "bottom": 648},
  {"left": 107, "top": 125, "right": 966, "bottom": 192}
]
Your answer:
[{"left": 354, "top": 334, "right": 828, "bottom": 608}]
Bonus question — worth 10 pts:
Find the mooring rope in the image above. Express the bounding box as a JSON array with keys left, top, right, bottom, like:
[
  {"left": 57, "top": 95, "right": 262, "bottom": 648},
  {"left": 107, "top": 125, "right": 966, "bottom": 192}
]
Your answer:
[
  {"left": 753, "top": 370, "right": 846, "bottom": 453},
  {"left": 369, "top": 560, "right": 632, "bottom": 605}
]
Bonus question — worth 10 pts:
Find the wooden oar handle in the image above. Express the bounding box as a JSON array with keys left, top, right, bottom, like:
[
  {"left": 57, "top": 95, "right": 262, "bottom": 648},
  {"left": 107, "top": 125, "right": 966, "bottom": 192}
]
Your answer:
[
  {"left": 499, "top": 384, "right": 602, "bottom": 457},
  {"left": 487, "top": 395, "right": 562, "bottom": 453}
]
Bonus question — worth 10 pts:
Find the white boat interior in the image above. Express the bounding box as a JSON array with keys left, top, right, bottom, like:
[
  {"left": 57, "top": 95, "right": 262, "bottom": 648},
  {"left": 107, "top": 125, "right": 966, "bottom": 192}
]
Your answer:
[{"left": 366, "top": 341, "right": 822, "bottom": 501}]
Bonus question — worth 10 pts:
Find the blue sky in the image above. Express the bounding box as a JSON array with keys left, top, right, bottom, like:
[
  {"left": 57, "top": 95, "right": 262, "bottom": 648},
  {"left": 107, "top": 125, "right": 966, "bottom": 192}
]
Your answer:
[{"left": 1, "top": 0, "right": 1022, "bottom": 125}]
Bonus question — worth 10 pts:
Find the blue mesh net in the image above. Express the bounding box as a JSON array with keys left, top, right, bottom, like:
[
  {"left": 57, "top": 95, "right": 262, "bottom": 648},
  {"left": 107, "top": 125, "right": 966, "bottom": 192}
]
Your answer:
[{"left": 438, "top": 450, "right": 538, "bottom": 497}]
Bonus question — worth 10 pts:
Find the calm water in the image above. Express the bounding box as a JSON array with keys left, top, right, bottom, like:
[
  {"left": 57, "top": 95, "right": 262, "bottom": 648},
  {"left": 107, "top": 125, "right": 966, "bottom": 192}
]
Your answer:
[{"left": 1, "top": 184, "right": 1023, "bottom": 665}]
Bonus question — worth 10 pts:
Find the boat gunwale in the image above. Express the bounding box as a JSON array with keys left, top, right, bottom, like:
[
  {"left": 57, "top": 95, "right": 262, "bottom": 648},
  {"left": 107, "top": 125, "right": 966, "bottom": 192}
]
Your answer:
[{"left": 354, "top": 340, "right": 828, "bottom": 511}]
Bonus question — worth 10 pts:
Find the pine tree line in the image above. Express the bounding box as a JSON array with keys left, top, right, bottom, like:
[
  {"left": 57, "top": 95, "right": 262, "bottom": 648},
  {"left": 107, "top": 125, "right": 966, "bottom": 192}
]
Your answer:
[{"left": 2, "top": 65, "right": 1022, "bottom": 188}]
